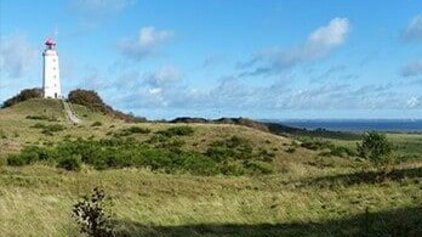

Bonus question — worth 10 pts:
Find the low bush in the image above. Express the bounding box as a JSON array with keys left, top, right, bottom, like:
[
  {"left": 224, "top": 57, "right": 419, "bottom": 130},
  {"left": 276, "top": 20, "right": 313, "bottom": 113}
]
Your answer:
[
  {"left": 6, "top": 135, "right": 274, "bottom": 176},
  {"left": 26, "top": 115, "right": 49, "bottom": 120},
  {"left": 1, "top": 88, "right": 43, "bottom": 108},
  {"left": 72, "top": 188, "right": 114, "bottom": 237},
  {"left": 118, "top": 126, "right": 151, "bottom": 136},
  {"left": 32, "top": 123, "right": 65, "bottom": 135},
  {"left": 57, "top": 155, "right": 82, "bottom": 171},
  {"left": 6, "top": 146, "right": 44, "bottom": 166},
  {"left": 156, "top": 126, "right": 194, "bottom": 137},
  {"left": 91, "top": 121, "right": 103, "bottom": 127}
]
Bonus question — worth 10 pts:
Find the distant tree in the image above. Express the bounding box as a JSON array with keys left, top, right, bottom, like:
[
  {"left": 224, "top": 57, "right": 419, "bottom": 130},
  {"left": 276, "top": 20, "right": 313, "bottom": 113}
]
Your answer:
[
  {"left": 68, "top": 89, "right": 110, "bottom": 113},
  {"left": 67, "top": 89, "right": 146, "bottom": 122},
  {"left": 357, "top": 131, "right": 394, "bottom": 167},
  {"left": 1, "top": 88, "right": 43, "bottom": 108}
]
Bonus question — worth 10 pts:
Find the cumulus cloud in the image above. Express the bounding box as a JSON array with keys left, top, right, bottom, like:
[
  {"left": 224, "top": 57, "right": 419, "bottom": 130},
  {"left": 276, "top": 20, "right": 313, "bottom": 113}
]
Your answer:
[
  {"left": 143, "top": 65, "right": 181, "bottom": 87},
  {"left": 401, "top": 60, "right": 422, "bottom": 77},
  {"left": 0, "top": 34, "right": 37, "bottom": 78},
  {"left": 240, "top": 17, "right": 350, "bottom": 76},
  {"left": 118, "top": 27, "right": 173, "bottom": 60},
  {"left": 403, "top": 14, "right": 422, "bottom": 42},
  {"left": 117, "top": 72, "right": 415, "bottom": 113}
]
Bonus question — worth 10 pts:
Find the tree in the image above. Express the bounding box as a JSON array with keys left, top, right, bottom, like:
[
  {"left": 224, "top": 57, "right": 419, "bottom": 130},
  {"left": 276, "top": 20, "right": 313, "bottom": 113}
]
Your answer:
[
  {"left": 68, "top": 89, "right": 110, "bottom": 113},
  {"left": 1, "top": 88, "right": 43, "bottom": 108},
  {"left": 357, "top": 131, "right": 394, "bottom": 166}
]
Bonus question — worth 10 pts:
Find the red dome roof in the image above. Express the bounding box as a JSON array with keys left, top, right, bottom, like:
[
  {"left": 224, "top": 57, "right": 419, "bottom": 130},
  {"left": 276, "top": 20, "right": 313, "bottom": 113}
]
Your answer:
[{"left": 45, "top": 38, "right": 56, "bottom": 46}]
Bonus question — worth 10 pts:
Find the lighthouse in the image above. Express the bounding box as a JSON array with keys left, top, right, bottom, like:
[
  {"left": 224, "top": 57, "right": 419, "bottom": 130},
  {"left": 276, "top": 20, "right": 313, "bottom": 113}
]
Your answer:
[{"left": 42, "top": 38, "right": 61, "bottom": 99}]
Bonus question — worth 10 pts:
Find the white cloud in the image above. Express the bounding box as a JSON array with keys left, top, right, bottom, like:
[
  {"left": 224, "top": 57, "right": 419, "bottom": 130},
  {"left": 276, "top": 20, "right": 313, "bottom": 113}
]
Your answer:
[
  {"left": 403, "top": 14, "right": 422, "bottom": 42},
  {"left": 401, "top": 60, "right": 422, "bottom": 77},
  {"left": 406, "top": 96, "right": 420, "bottom": 108},
  {"left": 0, "top": 34, "right": 37, "bottom": 78},
  {"left": 240, "top": 17, "right": 350, "bottom": 76},
  {"left": 138, "top": 27, "right": 172, "bottom": 47},
  {"left": 118, "top": 27, "right": 173, "bottom": 60},
  {"left": 143, "top": 65, "right": 181, "bottom": 87}
]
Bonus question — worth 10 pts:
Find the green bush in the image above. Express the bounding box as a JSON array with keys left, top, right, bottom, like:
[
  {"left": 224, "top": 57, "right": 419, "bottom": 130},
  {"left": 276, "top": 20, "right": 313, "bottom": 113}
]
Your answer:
[
  {"left": 57, "top": 155, "right": 82, "bottom": 171},
  {"left": 357, "top": 131, "right": 394, "bottom": 166},
  {"left": 26, "top": 115, "right": 49, "bottom": 120},
  {"left": 285, "top": 147, "right": 296, "bottom": 153},
  {"left": 245, "top": 161, "right": 274, "bottom": 175},
  {"left": 32, "top": 123, "right": 65, "bottom": 134},
  {"left": 91, "top": 121, "right": 103, "bottom": 127},
  {"left": 300, "top": 139, "right": 333, "bottom": 150},
  {"left": 6, "top": 146, "right": 43, "bottom": 166},
  {"left": 2, "top": 88, "right": 43, "bottom": 108},
  {"left": 156, "top": 126, "right": 194, "bottom": 137},
  {"left": 68, "top": 89, "right": 109, "bottom": 113},
  {"left": 6, "top": 135, "right": 274, "bottom": 176},
  {"left": 0, "top": 129, "right": 6, "bottom": 139},
  {"left": 116, "top": 126, "right": 151, "bottom": 136}
]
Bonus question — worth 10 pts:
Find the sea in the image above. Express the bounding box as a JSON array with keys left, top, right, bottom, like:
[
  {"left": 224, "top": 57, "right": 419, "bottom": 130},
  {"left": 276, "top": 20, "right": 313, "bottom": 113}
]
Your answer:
[{"left": 273, "top": 119, "right": 422, "bottom": 133}]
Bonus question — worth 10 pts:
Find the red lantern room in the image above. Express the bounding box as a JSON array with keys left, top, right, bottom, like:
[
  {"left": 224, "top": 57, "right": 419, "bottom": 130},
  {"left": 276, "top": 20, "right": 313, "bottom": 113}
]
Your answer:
[{"left": 45, "top": 38, "right": 56, "bottom": 50}]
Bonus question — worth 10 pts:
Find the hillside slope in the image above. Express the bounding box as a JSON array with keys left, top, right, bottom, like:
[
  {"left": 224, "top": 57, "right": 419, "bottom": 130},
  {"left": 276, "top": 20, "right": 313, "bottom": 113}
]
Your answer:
[
  {"left": 0, "top": 99, "right": 421, "bottom": 237},
  {"left": 0, "top": 99, "right": 311, "bottom": 168}
]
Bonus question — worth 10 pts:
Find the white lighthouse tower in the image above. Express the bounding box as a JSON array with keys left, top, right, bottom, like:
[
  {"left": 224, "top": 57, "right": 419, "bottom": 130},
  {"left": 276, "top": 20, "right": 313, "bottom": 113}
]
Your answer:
[{"left": 42, "top": 38, "right": 61, "bottom": 99}]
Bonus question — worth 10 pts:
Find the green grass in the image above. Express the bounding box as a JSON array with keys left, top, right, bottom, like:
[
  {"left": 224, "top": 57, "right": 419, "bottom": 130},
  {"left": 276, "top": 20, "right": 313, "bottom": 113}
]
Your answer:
[
  {"left": 0, "top": 164, "right": 420, "bottom": 236},
  {"left": 0, "top": 99, "right": 421, "bottom": 236}
]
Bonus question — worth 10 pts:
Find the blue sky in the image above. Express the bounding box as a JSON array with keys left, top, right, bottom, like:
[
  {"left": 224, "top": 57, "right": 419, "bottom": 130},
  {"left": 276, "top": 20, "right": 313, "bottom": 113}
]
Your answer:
[{"left": 1, "top": 0, "right": 422, "bottom": 119}]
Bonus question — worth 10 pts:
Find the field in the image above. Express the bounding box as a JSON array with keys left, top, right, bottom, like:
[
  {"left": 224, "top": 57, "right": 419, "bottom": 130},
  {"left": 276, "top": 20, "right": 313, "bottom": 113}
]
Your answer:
[{"left": 0, "top": 99, "right": 421, "bottom": 237}]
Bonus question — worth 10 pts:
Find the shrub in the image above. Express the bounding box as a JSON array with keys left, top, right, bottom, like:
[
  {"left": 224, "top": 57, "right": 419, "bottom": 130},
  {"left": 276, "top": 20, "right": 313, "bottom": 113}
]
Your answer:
[
  {"left": 156, "top": 126, "right": 194, "bottom": 137},
  {"left": 32, "top": 123, "right": 65, "bottom": 134},
  {"left": 26, "top": 115, "right": 49, "bottom": 120},
  {"left": 6, "top": 136, "right": 274, "bottom": 176},
  {"left": 1, "top": 88, "right": 43, "bottom": 108},
  {"left": 285, "top": 147, "right": 296, "bottom": 153},
  {"left": 68, "top": 89, "right": 110, "bottom": 113},
  {"left": 7, "top": 155, "right": 30, "bottom": 166},
  {"left": 300, "top": 139, "right": 333, "bottom": 150},
  {"left": 245, "top": 161, "right": 274, "bottom": 175},
  {"left": 91, "top": 121, "right": 103, "bottom": 127},
  {"left": 72, "top": 187, "right": 114, "bottom": 237},
  {"left": 357, "top": 131, "right": 394, "bottom": 166},
  {"left": 127, "top": 126, "right": 150, "bottom": 134},
  {"left": 0, "top": 129, "right": 6, "bottom": 139},
  {"left": 57, "top": 155, "right": 82, "bottom": 171},
  {"left": 6, "top": 146, "right": 43, "bottom": 166}
]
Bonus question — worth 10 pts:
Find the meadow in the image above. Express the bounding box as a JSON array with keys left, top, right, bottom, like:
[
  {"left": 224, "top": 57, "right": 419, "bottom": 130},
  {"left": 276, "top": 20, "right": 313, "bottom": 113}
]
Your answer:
[{"left": 0, "top": 99, "right": 421, "bottom": 237}]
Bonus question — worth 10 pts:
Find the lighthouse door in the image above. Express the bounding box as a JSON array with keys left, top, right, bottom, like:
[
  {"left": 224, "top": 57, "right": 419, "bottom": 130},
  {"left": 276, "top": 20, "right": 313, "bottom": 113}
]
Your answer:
[{"left": 54, "top": 93, "right": 57, "bottom": 98}]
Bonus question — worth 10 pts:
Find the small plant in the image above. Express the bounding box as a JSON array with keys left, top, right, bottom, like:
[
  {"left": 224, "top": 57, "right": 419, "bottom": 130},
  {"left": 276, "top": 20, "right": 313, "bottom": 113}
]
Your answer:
[
  {"left": 72, "top": 187, "right": 114, "bottom": 237},
  {"left": 156, "top": 126, "right": 194, "bottom": 137},
  {"left": 57, "top": 155, "right": 82, "bottom": 171},
  {"left": 91, "top": 121, "right": 103, "bottom": 127},
  {"left": 32, "top": 123, "right": 65, "bottom": 134},
  {"left": 285, "top": 147, "right": 296, "bottom": 153},
  {"left": 0, "top": 129, "right": 6, "bottom": 139},
  {"left": 26, "top": 115, "right": 49, "bottom": 120},
  {"left": 115, "top": 126, "right": 151, "bottom": 136}
]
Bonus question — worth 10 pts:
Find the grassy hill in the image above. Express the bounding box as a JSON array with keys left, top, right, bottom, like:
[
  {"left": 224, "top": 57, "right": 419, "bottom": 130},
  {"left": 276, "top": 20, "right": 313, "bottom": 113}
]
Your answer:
[{"left": 0, "top": 99, "right": 421, "bottom": 236}]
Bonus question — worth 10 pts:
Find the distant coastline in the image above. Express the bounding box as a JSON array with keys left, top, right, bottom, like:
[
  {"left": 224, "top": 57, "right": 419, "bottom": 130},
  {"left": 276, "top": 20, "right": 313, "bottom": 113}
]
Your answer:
[{"left": 264, "top": 119, "right": 422, "bottom": 133}]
